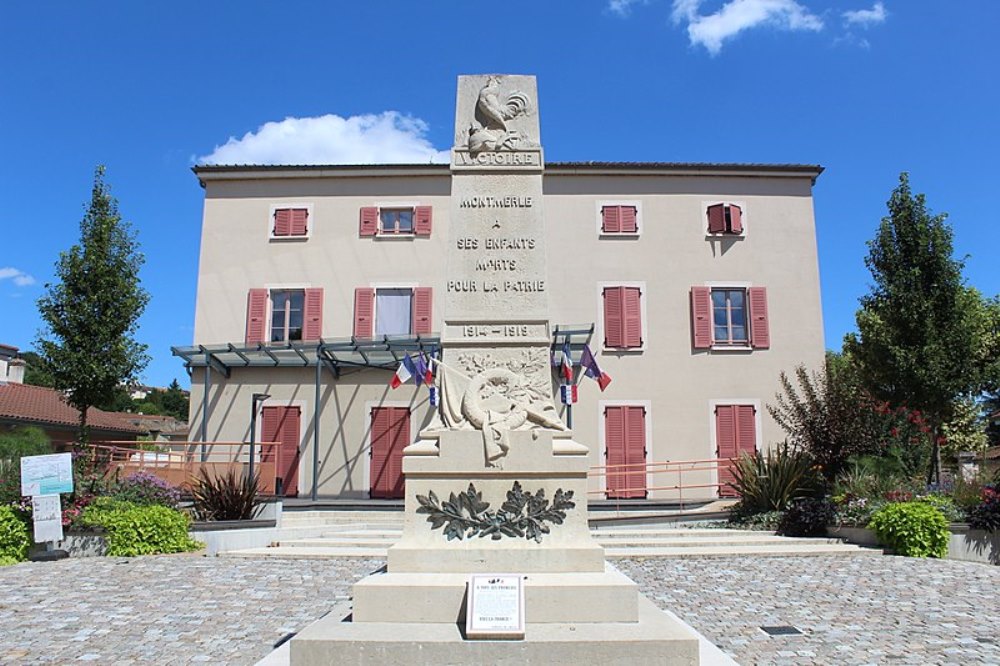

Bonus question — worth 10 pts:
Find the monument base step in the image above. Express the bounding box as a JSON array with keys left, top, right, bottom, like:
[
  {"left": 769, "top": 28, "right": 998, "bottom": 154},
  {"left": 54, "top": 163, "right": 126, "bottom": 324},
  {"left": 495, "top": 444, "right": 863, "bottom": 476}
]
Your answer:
[
  {"left": 386, "top": 542, "right": 606, "bottom": 573},
  {"left": 288, "top": 595, "right": 708, "bottom": 666},
  {"left": 353, "top": 564, "right": 639, "bottom": 624}
]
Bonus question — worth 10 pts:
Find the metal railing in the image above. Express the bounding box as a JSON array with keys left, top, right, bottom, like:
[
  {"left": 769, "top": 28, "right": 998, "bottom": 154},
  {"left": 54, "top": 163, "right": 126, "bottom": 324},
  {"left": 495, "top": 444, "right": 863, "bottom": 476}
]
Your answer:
[
  {"left": 588, "top": 457, "right": 738, "bottom": 513},
  {"left": 81, "top": 441, "right": 280, "bottom": 495}
]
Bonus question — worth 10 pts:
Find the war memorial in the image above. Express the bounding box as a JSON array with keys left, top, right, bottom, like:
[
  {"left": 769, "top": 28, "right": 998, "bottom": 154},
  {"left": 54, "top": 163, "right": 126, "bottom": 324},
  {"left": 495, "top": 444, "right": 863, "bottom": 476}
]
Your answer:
[{"left": 284, "top": 74, "right": 712, "bottom": 665}]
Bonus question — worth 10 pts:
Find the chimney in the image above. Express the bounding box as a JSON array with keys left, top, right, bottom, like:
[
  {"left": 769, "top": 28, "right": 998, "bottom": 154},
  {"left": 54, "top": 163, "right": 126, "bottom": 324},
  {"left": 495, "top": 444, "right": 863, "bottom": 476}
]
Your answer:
[{"left": 6, "top": 359, "right": 25, "bottom": 384}]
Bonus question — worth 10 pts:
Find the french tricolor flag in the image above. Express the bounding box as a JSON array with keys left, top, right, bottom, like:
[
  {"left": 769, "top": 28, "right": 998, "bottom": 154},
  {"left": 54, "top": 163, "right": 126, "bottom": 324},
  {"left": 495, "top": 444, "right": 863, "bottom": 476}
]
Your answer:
[
  {"left": 390, "top": 355, "right": 418, "bottom": 389},
  {"left": 560, "top": 340, "right": 574, "bottom": 383}
]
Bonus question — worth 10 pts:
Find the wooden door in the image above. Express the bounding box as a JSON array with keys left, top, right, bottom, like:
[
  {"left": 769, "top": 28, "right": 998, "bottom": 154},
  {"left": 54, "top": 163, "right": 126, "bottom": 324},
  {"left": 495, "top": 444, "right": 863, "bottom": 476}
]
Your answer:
[
  {"left": 370, "top": 406, "right": 410, "bottom": 499},
  {"left": 262, "top": 405, "right": 301, "bottom": 497},
  {"left": 716, "top": 404, "right": 756, "bottom": 497},
  {"left": 605, "top": 405, "right": 647, "bottom": 499}
]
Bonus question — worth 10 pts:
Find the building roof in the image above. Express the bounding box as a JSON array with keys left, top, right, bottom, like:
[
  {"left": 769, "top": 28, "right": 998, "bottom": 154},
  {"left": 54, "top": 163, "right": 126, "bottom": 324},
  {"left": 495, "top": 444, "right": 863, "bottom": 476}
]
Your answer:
[{"left": 0, "top": 382, "right": 147, "bottom": 435}]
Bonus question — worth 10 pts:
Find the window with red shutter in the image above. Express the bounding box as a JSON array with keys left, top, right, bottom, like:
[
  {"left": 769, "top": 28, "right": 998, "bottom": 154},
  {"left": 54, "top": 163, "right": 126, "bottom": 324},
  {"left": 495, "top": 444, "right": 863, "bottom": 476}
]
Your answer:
[
  {"left": 271, "top": 206, "right": 310, "bottom": 239},
  {"left": 354, "top": 288, "right": 375, "bottom": 338},
  {"left": 716, "top": 404, "right": 757, "bottom": 498},
  {"left": 361, "top": 205, "right": 433, "bottom": 237},
  {"left": 694, "top": 286, "right": 767, "bottom": 350},
  {"left": 603, "top": 286, "right": 643, "bottom": 349},
  {"left": 370, "top": 406, "right": 410, "bottom": 499},
  {"left": 303, "top": 288, "right": 324, "bottom": 341},
  {"left": 605, "top": 404, "right": 647, "bottom": 499},
  {"left": 748, "top": 286, "right": 770, "bottom": 349},
  {"left": 411, "top": 288, "right": 433, "bottom": 335},
  {"left": 246, "top": 289, "right": 268, "bottom": 345},
  {"left": 706, "top": 203, "right": 745, "bottom": 235},
  {"left": 600, "top": 204, "right": 639, "bottom": 235}
]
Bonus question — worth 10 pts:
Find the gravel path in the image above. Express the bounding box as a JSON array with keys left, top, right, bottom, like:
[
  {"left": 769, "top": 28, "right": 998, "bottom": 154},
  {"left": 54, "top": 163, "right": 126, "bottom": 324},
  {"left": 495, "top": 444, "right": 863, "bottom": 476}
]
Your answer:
[{"left": 1, "top": 553, "right": 997, "bottom": 665}]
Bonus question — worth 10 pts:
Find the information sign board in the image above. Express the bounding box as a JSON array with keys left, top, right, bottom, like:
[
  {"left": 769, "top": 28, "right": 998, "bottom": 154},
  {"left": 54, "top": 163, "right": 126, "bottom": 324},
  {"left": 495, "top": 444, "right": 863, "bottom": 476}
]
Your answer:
[
  {"left": 20, "top": 453, "right": 74, "bottom": 496},
  {"left": 465, "top": 574, "right": 525, "bottom": 640},
  {"left": 31, "top": 494, "right": 64, "bottom": 543}
]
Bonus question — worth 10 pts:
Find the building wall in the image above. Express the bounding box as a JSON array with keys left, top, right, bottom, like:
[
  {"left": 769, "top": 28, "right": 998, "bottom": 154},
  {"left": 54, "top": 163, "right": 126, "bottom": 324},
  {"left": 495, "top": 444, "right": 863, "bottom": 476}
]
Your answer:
[{"left": 187, "top": 167, "right": 824, "bottom": 500}]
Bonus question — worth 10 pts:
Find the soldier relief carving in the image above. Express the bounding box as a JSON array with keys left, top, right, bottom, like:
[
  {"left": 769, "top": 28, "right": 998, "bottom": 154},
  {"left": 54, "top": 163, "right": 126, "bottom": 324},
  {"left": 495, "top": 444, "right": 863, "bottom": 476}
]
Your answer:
[
  {"left": 431, "top": 349, "right": 566, "bottom": 466},
  {"left": 466, "top": 76, "right": 534, "bottom": 154}
]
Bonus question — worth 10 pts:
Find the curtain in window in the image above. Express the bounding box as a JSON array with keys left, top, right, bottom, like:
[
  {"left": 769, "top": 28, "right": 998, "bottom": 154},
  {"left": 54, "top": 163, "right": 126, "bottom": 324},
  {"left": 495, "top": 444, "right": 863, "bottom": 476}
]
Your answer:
[{"left": 376, "top": 289, "right": 412, "bottom": 336}]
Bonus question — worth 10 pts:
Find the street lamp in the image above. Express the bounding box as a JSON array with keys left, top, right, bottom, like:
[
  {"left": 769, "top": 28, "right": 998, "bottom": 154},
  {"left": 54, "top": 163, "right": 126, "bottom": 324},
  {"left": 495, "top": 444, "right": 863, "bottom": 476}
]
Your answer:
[{"left": 248, "top": 393, "right": 271, "bottom": 483}]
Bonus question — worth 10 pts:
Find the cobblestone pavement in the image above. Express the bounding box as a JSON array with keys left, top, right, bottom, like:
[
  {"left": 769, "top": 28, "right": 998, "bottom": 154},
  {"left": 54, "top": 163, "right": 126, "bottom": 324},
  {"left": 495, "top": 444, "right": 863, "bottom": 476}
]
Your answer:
[{"left": 0, "top": 553, "right": 997, "bottom": 665}]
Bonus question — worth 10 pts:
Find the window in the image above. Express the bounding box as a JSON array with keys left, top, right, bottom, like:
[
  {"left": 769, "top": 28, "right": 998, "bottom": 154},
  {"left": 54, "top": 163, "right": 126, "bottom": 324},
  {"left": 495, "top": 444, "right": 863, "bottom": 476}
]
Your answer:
[
  {"left": 270, "top": 205, "right": 311, "bottom": 239},
  {"left": 691, "top": 286, "right": 769, "bottom": 350},
  {"left": 598, "top": 202, "right": 640, "bottom": 235},
  {"left": 360, "top": 206, "right": 432, "bottom": 237},
  {"left": 706, "top": 203, "right": 743, "bottom": 235},
  {"left": 270, "top": 290, "right": 304, "bottom": 342},
  {"left": 602, "top": 285, "right": 643, "bottom": 349},
  {"left": 245, "top": 288, "right": 323, "bottom": 345},
  {"left": 714, "top": 404, "right": 757, "bottom": 497},
  {"left": 354, "top": 287, "right": 432, "bottom": 338},
  {"left": 603, "top": 404, "right": 648, "bottom": 499}
]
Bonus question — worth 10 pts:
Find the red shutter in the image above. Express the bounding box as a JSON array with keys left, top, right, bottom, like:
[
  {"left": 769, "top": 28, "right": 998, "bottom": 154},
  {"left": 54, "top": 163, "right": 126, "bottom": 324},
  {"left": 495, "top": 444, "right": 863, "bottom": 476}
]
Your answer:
[
  {"left": 748, "top": 287, "right": 770, "bottom": 349},
  {"left": 276, "top": 406, "right": 301, "bottom": 497},
  {"left": 605, "top": 406, "right": 626, "bottom": 497},
  {"left": 261, "top": 405, "right": 280, "bottom": 456},
  {"left": 728, "top": 204, "right": 743, "bottom": 234},
  {"left": 707, "top": 204, "right": 726, "bottom": 234},
  {"left": 735, "top": 405, "right": 757, "bottom": 455},
  {"left": 303, "top": 288, "right": 323, "bottom": 341},
  {"left": 414, "top": 206, "right": 432, "bottom": 236},
  {"left": 273, "top": 209, "right": 291, "bottom": 236},
  {"left": 359, "top": 207, "right": 378, "bottom": 237},
  {"left": 353, "top": 288, "right": 375, "bottom": 338},
  {"left": 605, "top": 405, "right": 646, "bottom": 499},
  {"left": 370, "top": 406, "right": 409, "bottom": 498},
  {"left": 603, "top": 287, "right": 624, "bottom": 348},
  {"left": 690, "top": 286, "right": 712, "bottom": 349},
  {"left": 620, "top": 206, "right": 638, "bottom": 233},
  {"left": 716, "top": 405, "right": 738, "bottom": 497},
  {"left": 623, "top": 287, "right": 642, "bottom": 348},
  {"left": 246, "top": 289, "right": 268, "bottom": 345},
  {"left": 602, "top": 206, "right": 621, "bottom": 233},
  {"left": 411, "top": 287, "right": 433, "bottom": 335},
  {"left": 290, "top": 208, "right": 309, "bottom": 236},
  {"left": 624, "top": 406, "right": 647, "bottom": 497}
]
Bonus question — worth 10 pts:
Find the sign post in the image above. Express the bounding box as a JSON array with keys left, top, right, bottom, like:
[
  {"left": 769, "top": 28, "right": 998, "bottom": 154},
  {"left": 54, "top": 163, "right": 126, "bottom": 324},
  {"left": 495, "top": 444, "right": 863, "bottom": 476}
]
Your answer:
[
  {"left": 465, "top": 574, "right": 525, "bottom": 640},
  {"left": 20, "top": 453, "right": 73, "bottom": 561}
]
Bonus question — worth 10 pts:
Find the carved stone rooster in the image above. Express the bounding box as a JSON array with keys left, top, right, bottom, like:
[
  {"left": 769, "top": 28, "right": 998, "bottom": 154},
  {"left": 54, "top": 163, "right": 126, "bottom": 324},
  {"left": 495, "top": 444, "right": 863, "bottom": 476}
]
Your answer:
[{"left": 468, "top": 76, "right": 531, "bottom": 153}]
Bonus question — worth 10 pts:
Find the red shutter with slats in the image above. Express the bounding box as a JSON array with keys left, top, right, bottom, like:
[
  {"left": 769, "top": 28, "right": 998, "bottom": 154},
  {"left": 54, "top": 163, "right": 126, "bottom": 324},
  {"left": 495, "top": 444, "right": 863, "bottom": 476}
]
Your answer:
[
  {"left": 359, "top": 207, "right": 378, "bottom": 237},
  {"left": 261, "top": 406, "right": 280, "bottom": 461},
  {"left": 736, "top": 405, "right": 757, "bottom": 454},
  {"left": 605, "top": 405, "right": 647, "bottom": 499},
  {"left": 246, "top": 289, "right": 268, "bottom": 345},
  {"left": 603, "top": 287, "right": 624, "bottom": 348},
  {"left": 728, "top": 204, "right": 743, "bottom": 234},
  {"left": 748, "top": 286, "right": 770, "bottom": 349},
  {"left": 691, "top": 286, "right": 712, "bottom": 349},
  {"left": 623, "top": 287, "right": 642, "bottom": 348},
  {"left": 411, "top": 287, "right": 433, "bottom": 335},
  {"left": 273, "top": 209, "right": 291, "bottom": 236},
  {"left": 605, "top": 406, "right": 626, "bottom": 497},
  {"left": 370, "top": 406, "right": 409, "bottom": 498},
  {"left": 624, "top": 406, "right": 647, "bottom": 497},
  {"left": 716, "top": 405, "right": 738, "bottom": 496},
  {"left": 620, "top": 206, "right": 638, "bottom": 233},
  {"left": 414, "top": 206, "right": 432, "bottom": 236},
  {"left": 353, "top": 288, "right": 375, "bottom": 338},
  {"left": 707, "top": 203, "right": 726, "bottom": 234},
  {"left": 303, "top": 288, "right": 323, "bottom": 341},
  {"left": 261, "top": 406, "right": 300, "bottom": 497},
  {"left": 290, "top": 208, "right": 308, "bottom": 236},
  {"left": 602, "top": 206, "right": 621, "bottom": 233}
]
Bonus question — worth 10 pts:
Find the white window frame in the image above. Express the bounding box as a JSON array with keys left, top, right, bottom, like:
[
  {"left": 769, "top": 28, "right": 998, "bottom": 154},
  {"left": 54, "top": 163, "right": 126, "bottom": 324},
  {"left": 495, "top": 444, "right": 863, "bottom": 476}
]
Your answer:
[
  {"left": 596, "top": 200, "right": 643, "bottom": 237},
  {"left": 707, "top": 399, "right": 762, "bottom": 497},
  {"left": 598, "top": 400, "right": 653, "bottom": 497},
  {"left": 362, "top": 400, "right": 413, "bottom": 498},
  {"left": 702, "top": 200, "right": 748, "bottom": 238},
  {"left": 374, "top": 201, "right": 420, "bottom": 239},
  {"left": 268, "top": 202, "right": 313, "bottom": 241},
  {"left": 596, "top": 281, "right": 648, "bottom": 352},
  {"left": 704, "top": 281, "right": 752, "bottom": 352},
  {"left": 371, "top": 282, "right": 419, "bottom": 336},
  {"left": 263, "top": 283, "right": 311, "bottom": 344}
]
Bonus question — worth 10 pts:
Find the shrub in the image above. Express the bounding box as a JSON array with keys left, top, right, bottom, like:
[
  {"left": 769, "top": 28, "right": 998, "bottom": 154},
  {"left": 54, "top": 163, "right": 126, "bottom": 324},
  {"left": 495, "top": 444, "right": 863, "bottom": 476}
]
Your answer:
[
  {"left": 832, "top": 494, "right": 886, "bottom": 527},
  {"left": 81, "top": 502, "right": 200, "bottom": 556},
  {"left": 0, "top": 505, "right": 31, "bottom": 563},
  {"left": 868, "top": 501, "right": 949, "bottom": 558},
  {"left": 113, "top": 471, "right": 180, "bottom": 508},
  {"left": 966, "top": 484, "right": 1000, "bottom": 532},
  {"left": 728, "top": 443, "right": 821, "bottom": 516},
  {"left": 729, "top": 510, "right": 784, "bottom": 531},
  {"left": 779, "top": 497, "right": 836, "bottom": 537},
  {"left": 0, "top": 426, "right": 52, "bottom": 459},
  {"left": 915, "top": 493, "right": 964, "bottom": 523},
  {"left": 191, "top": 469, "right": 263, "bottom": 521}
]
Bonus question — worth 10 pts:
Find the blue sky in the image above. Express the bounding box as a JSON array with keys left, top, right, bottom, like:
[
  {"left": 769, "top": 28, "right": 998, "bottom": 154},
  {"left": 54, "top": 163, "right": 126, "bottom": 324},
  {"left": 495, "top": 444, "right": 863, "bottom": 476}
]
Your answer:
[{"left": 2, "top": 1, "right": 997, "bottom": 389}]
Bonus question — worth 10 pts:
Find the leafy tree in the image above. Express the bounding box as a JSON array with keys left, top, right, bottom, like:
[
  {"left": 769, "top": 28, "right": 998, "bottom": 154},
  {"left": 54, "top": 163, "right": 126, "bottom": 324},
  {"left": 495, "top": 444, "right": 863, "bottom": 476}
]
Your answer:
[
  {"left": 35, "top": 166, "right": 150, "bottom": 443},
  {"left": 844, "top": 173, "right": 997, "bottom": 483},
  {"left": 16, "top": 351, "right": 55, "bottom": 388},
  {"left": 161, "top": 379, "right": 189, "bottom": 420}
]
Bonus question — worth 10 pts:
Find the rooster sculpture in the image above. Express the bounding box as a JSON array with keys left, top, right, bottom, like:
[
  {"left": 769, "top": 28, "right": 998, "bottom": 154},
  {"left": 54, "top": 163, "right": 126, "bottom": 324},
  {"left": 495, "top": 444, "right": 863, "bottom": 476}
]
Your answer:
[{"left": 467, "top": 76, "right": 531, "bottom": 154}]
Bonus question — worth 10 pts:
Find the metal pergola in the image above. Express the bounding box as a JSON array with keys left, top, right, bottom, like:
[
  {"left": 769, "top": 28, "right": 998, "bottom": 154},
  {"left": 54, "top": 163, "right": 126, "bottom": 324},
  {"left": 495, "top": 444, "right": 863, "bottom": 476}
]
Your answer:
[{"left": 171, "top": 326, "right": 593, "bottom": 500}]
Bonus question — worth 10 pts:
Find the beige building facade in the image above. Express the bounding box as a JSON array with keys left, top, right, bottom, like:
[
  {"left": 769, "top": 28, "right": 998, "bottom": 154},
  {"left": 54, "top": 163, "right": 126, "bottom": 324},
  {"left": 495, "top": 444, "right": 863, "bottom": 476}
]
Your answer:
[{"left": 178, "top": 161, "right": 825, "bottom": 501}]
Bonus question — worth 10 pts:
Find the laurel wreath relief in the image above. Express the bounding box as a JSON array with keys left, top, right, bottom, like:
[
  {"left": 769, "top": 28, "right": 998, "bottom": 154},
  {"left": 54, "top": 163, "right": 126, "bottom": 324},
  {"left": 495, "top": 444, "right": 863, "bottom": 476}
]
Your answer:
[{"left": 415, "top": 481, "right": 575, "bottom": 542}]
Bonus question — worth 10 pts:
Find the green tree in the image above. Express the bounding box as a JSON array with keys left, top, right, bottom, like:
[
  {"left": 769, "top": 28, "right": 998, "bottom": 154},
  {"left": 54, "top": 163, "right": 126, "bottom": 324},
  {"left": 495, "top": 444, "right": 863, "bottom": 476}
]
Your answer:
[
  {"left": 843, "top": 173, "right": 996, "bottom": 483},
  {"left": 16, "top": 351, "right": 55, "bottom": 388},
  {"left": 161, "top": 379, "right": 189, "bottom": 421},
  {"left": 36, "top": 166, "right": 150, "bottom": 443}
]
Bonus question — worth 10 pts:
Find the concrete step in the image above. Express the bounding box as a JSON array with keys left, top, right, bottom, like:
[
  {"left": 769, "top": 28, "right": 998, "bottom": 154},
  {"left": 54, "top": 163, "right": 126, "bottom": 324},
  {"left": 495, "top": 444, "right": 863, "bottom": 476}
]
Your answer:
[
  {"left": 224, "top": 546, "right": 388, "bottom": 559},
  {"left": 593, "top": 536, "right": 845, "bottom": 548},
  {"left": 279, "top": 538, "right": 399, "bottom": 548},
  {"left": 603, "top": 543, "right": 879, "bottom": 558}
]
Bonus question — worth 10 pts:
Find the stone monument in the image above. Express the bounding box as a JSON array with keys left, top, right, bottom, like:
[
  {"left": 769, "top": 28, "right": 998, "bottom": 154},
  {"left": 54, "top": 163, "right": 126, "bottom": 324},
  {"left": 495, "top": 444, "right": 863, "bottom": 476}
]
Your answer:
[{"left": 287, "top": 75, "right": 704, "bottom": 665}]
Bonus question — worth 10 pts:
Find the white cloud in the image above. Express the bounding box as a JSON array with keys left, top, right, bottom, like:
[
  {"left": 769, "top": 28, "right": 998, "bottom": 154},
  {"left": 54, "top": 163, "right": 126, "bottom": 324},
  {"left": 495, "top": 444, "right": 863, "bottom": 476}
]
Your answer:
[
  {"left": 843, "top": 2, "right": 887, "bottom": 27},
  {"left": 0, "top": 267, "right": 35, "bottom": 287},
  {"left": 671, "top": 0, "right": 824, "bottom": 55},
  {"left": 197, "top": 112, "right": 449, "bottom": 165},
  {"left": 608, "top": 0, "right": 648, "bottom": 17}
]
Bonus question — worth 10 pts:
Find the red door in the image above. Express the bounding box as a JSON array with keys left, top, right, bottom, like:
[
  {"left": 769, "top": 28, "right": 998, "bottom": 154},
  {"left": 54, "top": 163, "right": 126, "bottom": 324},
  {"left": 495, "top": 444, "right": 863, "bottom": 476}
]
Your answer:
[
  {"left": 716, "top": 404, "right": 756, "bottom": 497},
  {"left": 262, "top": 406, "right": 301, "bottom": 497},
  {"left": 370, "top": 406, "right": 410, "bottom": 499},
  {"left": 605, "top": 405, "right": 647, "bottom": 499}
]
